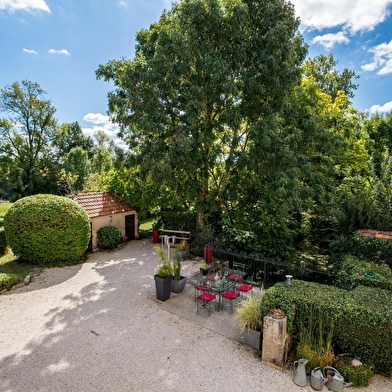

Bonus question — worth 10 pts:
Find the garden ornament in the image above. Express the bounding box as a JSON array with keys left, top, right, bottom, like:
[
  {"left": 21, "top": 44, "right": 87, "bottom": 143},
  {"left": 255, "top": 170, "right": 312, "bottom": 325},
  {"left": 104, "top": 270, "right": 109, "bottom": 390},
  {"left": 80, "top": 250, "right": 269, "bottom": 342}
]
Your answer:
[
  {"left": 310, "top": 367, "right": 327, "bottom": 390},
  {"left": 293, "top": 358, "right": 308, "bottom": 387},
  {"left": 323, "top": 366, "right": 353, "bottom": 392}
]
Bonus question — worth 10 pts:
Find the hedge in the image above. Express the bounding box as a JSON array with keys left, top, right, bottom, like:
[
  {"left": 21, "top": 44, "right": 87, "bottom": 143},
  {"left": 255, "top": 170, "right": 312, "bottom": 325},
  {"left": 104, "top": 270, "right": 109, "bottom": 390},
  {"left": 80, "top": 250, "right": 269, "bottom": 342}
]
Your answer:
[{"left": 261, "top": 280, "right": 392, "bottom": 375}]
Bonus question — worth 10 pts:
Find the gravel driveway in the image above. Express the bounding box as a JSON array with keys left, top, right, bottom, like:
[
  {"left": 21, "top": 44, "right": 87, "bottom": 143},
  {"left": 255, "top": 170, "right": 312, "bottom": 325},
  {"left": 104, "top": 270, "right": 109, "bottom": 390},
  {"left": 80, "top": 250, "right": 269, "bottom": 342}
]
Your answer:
[{"left": 0, "top": 240, "right": 391, "bottom": 392}]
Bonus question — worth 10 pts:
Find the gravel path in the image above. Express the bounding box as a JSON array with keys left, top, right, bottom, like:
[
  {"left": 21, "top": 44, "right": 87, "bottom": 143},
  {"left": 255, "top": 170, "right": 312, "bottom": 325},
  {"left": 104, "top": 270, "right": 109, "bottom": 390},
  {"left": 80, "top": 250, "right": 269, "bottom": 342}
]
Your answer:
[{"left": 0, "top": 240, "right": 391, "bottom": 392}]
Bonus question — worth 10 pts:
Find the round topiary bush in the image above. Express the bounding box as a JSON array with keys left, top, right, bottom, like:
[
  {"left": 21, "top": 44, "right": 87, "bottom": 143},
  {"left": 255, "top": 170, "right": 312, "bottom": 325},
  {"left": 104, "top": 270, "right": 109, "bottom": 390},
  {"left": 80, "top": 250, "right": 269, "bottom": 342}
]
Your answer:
[
  {"left": 97, "top": 226, "right": 122, "bottom": 249},
  {"left": 4, "top": 194, "right": 91, "bottom": 265}
]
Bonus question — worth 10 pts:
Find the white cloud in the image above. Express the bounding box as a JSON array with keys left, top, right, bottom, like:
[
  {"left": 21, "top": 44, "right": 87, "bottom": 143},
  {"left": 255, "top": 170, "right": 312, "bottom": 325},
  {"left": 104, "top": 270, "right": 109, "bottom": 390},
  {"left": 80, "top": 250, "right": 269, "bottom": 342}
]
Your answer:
[
  {"left": 82, "top": 112, "right": 119, "bottom": 138},
  {"left": 48, "top": 49, "right": 71, "bottom": 56},
  {"left": 369, "top": 101, "right": 392, "bottom": 113},
  {"left": 312, "top": 32, "right": 350, "bottom": 50},
  {"left": 0, "top": 0, "right": 50, "bottom": 13},
  {"left": 118, "top": 0, "right": 127, "bottom": 7},
  {"left": 22, "top": 48, "right": 38, "bottom": 54},
  {"left": 362, "top": 40, "right": 392, "bottom": 75},
  {"left": 293, "top": 0, "right": 392, "bottom": 34}
]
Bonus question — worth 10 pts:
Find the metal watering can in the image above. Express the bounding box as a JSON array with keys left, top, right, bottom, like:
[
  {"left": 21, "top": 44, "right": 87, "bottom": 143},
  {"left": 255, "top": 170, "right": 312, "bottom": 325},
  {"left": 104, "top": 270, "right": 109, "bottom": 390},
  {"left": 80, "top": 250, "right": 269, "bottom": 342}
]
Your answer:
[
  {"left": 323, "top": 366, "right": 353, "bottom": 392},
  {"left": 310, "top": 367, "right": 327, "bottom": 390},
  {"left": 293, "top": 358, "right": 308, "bottom": 387}
]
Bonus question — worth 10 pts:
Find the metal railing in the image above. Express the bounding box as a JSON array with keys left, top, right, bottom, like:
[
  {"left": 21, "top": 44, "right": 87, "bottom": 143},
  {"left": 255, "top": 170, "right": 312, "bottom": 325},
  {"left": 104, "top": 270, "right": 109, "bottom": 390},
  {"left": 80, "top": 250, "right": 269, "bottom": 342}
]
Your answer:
[{"left": 197, "top": 245, "right": 336, "bottom": 289}]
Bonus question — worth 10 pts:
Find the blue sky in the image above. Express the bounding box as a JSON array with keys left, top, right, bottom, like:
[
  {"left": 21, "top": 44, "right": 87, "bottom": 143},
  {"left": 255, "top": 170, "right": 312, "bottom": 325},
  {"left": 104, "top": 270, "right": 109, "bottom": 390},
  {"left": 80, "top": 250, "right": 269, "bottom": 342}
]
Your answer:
[{"left": 1, "top": 0, "right": 392, "bottom": 147}]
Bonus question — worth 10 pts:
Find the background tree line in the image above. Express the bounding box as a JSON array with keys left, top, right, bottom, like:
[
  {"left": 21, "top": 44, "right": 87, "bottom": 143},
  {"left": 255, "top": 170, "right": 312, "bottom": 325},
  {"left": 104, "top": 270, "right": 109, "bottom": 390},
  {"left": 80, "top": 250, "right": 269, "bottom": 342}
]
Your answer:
[{"left": 2, "top": 0, "right": 392, "bottom": 261}]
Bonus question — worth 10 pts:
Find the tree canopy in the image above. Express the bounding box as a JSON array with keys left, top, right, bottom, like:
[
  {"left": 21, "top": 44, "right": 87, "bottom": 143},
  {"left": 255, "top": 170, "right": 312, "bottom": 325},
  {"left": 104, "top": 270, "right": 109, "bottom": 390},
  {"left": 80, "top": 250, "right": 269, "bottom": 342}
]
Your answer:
[{"left": 96, "top": 0, "right": 307, "bottom": 228}]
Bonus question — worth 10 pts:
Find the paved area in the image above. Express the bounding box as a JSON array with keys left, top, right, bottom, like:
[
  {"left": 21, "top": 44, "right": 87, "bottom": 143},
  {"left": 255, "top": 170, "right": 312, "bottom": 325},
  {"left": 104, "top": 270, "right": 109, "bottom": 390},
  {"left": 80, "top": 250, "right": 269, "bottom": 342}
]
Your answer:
[{"left": 0, "top": 239, "right": 391, "bottom": 391}]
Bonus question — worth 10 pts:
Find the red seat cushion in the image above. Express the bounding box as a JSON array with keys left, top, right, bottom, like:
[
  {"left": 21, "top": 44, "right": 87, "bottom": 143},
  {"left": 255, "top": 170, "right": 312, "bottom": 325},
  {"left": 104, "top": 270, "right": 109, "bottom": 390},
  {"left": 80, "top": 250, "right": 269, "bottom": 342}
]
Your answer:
[
  {"left": 237, "top": 284, "right": 253, "bottom": 292},
  {"left": 223, "top": 290, "right": 240, "bottom": 299},
  {"left": 194, "top": 285, "right": 208, "bottom": 292},
  {"left": 229, "top": 273, "right": 243, "bottom": 282},
  {"left": 197, "top": 292, "right": 215, "bottom": 301}
]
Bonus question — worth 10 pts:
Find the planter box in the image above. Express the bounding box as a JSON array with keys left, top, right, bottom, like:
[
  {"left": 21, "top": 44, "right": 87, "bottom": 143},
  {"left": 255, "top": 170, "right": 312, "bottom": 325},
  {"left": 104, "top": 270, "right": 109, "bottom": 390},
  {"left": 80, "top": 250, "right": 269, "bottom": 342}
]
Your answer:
[
  {"left": 171, "top": 276, "right": 187, "bottom": 293},
  {"left": 154, "top": 275, "right": 172, "bottom": 301},
  {"left": 243, "top": 327, "right": 262, "bottom": 350}
]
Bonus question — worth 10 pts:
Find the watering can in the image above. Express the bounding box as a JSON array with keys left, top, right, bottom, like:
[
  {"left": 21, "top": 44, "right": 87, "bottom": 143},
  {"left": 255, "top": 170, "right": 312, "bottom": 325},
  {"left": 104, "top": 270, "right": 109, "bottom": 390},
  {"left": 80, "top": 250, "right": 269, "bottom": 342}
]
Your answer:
[
  {"left": 293, "top": 358, "right": 308, "bottom": 387},
  {"left": 323, "top": 366, "right": 353, "bottom": 392},
  {"left": 310, "top": 367, "right": 327, "bottom": 390}
]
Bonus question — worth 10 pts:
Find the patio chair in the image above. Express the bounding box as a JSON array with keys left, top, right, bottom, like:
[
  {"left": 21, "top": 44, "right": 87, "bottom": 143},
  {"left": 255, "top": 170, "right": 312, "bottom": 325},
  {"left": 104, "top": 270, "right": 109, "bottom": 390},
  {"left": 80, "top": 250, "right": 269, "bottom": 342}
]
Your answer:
[
  {"left": 236, "top": 283, "right": 253, "bottom": 297},
  {"left": 222, "top": 290, "right": 240, "bottom": 314},
  {"left": 233, "top": 262, "right": 246, "bottom": 273},
  {"left": 196, "top": 292, "right": 216, "bottom": 316}
]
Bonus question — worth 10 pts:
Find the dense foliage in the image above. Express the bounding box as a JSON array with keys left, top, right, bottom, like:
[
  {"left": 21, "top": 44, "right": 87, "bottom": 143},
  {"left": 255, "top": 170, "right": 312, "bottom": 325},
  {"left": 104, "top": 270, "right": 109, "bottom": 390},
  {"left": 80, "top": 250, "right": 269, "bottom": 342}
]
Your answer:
[
  {"left": 4, "top": 194, "right": 90, "bottom": 264},
  {"left": 96, "top": 226, "right": 122, "bottom": 249},
  {"left": 261, "top": 281, "right": 392, "bottom": 375}
]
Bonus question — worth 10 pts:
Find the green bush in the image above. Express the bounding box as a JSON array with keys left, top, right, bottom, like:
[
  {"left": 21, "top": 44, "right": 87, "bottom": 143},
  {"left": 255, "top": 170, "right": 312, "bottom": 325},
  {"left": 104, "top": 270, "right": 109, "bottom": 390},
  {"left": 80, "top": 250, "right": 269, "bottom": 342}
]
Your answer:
[
  {"left": 0, "top": 272, "right": 19, "bottom": 290},
  {"left": 97, "top": 226, "right": 122, "bottom": 249},
  {"left": 261, "top": 280, "right": 392, "bottom": 375},
  {"left": 335, "top": 356, "right": 374, "bottom": 387},
  {"left": 0, "top": 228, "right": 6, "bottom": 255},
  {"left": 4, "top": 194, "right": 90, "bottom": 265},
  {"left": 330, "top": 232, "right": 392, "bottom": 269},
  {"left": 334, "top": 254, "right": 392, "bottom": 291}
]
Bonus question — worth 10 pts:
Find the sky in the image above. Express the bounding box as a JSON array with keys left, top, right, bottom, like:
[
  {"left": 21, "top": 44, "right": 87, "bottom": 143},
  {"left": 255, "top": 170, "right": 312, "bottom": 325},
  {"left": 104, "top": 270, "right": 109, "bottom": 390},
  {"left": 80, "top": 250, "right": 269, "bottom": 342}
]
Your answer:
[{"left": 1, "top": 0, "right": 392, "bottom": 147}]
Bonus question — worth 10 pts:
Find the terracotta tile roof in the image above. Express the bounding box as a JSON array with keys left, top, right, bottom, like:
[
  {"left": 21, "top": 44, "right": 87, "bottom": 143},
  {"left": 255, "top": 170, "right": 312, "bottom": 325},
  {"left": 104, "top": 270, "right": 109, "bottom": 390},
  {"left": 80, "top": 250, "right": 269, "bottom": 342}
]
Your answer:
[
  {"left": 72, "top": 192, "right": 135, "bottom": 218},
  {"left": 358, "top": 229, "right": 392, "bottom": 240}
]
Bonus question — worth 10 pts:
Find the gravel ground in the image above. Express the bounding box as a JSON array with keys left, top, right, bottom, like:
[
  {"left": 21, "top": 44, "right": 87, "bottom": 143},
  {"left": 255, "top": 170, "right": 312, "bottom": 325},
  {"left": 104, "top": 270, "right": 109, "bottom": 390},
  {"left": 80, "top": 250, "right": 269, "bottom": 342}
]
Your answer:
[{"left": 0, "top": 239, "right": 391, "bottom": 392}]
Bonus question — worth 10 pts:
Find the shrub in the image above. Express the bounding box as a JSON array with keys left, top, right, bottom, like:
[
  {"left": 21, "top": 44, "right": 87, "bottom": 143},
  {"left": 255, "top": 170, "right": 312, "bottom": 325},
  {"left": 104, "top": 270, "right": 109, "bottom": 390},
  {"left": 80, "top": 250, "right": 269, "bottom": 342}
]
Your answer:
[
  {"left": 335, "top": 356, "right": 374, "bottom": 387},
  {"left": 4, "top": 194, "right": 90, "bottom": 265},
  {"left": 97, "top": 226, "right": 122, "bottom": 249},
  {"left": 0, "top": 228, "right": 6, "bottom": 255},
  {"left": 261, "top": 280, "right": 392, "bottom": 375},
  {"left": 0, "top": 272, "right": 19, "bottom": 290}
]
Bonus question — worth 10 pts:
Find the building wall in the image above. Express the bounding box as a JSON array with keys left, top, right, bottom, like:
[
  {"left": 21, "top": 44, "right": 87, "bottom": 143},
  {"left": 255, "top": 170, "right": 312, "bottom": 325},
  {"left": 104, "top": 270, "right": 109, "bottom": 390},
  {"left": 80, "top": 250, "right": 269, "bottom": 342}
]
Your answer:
[{"left": 90, "top": 212, "right": 139, "bottom": 251}]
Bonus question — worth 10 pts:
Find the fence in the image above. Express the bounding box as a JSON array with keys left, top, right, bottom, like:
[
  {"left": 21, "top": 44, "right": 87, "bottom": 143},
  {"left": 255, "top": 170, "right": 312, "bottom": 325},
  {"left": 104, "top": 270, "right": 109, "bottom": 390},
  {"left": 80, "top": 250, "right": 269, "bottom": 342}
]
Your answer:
[{"left": 198, "top": 245, "right": 336, "bottom": 289}]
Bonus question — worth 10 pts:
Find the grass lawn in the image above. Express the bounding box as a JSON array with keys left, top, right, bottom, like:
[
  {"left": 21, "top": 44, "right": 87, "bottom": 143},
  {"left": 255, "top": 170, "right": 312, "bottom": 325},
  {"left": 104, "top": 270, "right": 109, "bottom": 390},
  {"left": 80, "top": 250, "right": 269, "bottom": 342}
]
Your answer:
[
  {"left": 0, "top": 253, "right": 34, "bottom": 291},
  {"left": 0, "top": 202, "right": 12, "bottom": 226}
]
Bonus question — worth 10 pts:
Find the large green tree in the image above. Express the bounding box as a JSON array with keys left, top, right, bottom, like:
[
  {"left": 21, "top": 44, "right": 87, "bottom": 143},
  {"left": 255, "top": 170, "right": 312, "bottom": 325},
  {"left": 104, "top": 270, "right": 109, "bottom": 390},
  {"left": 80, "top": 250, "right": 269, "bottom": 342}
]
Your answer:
[
  {"left": 0, "top": 80, "right": 57, "bottom": 195},
  {"left": 97, "top": 0, "right": 307, "bottom": 227}
]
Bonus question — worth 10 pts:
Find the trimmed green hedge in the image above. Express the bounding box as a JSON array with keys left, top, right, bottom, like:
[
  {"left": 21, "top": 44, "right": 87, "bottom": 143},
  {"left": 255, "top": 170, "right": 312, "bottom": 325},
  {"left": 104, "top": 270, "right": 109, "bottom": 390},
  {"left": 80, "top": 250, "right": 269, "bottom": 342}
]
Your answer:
[
  {"left": 97, "top": 226, "right": 122, "bottom": 249},
  {"left": 261, "top": 280, "right": 392, "bottom": 376},
  {"left": 0, "top": 228, "right": 6, "bottom": 255},
  {"left": 4, "top": 194, "right": 90, "bottom": 265}
]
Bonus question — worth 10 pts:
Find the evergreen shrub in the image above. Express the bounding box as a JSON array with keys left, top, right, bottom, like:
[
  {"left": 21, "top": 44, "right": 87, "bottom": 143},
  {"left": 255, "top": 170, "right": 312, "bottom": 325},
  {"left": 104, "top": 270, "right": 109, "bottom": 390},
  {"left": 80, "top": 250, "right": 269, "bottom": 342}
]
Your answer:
[
  {"left": 97, "top": 226, "right": 122, "bottom": 249},
  {"left": 0, "top": 228, "right": 6, "bottom": 255},
  {"left": 261, "top": 280, "right": 392, "bottom": 375},
  {"left": 4, "top": 194, "right": 90, "bottom": 265}
]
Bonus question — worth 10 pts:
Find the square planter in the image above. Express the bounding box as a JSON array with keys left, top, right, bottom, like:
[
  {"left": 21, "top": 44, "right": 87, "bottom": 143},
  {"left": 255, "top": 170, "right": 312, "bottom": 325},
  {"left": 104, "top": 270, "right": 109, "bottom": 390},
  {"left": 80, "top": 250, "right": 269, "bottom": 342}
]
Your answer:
[
  {"left": 243, "top": 327, "right": 262, "bottom": 350},
  {"left": 154, "top": 275, "right": 172, "bottom": 301},
  {"left": 171, "top": 276, "right": 187, "bottom": 293}
]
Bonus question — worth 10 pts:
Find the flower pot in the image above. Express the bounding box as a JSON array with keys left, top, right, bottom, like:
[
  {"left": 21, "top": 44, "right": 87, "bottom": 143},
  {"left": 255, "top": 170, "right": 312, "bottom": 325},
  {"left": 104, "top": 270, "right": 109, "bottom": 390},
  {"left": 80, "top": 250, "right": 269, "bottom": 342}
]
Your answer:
[
  {"left": 152, "top": 230, "right": 160, "bottom": 244},
  {"left": 243, "top": 327, "right": 261, "bottom": 350},
  {"left": 154, "top": 275, "right": 172, "bottom": 301},
  {"left": 203, "top": 246, "right": 213, "bottom": 264},
  {"left": 176, "top": 250, "right": 187, "bottom": 259},
  {"left": 171, "top": 276, "right": 187, "bottom": 293}
]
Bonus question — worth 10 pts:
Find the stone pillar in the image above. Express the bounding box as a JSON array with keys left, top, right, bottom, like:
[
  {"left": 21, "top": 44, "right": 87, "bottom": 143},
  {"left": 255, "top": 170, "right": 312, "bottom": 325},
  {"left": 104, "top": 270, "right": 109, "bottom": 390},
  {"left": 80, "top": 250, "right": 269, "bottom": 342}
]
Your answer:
[{"left": 261, "top": 313, "right": 289, "bottom": 370}]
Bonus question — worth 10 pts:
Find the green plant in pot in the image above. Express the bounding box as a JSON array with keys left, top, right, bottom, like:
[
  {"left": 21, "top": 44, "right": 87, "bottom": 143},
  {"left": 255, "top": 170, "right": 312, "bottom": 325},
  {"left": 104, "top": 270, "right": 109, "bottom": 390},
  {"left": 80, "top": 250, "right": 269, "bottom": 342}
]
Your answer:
[
  {"left": 176, "top": 240, "right": 188, "bottom": 259},
  {"left": 235, "top": 293, "right": 263, "bottom": 350},
  {"left": 200, "top": 262, "right": 209, "bottom": 275},
  {"left": 153, "top": 246, "right": 173, "bottom": 301},
  {"left": 171, "top": 257, "right": 187, "bottom": 293}
]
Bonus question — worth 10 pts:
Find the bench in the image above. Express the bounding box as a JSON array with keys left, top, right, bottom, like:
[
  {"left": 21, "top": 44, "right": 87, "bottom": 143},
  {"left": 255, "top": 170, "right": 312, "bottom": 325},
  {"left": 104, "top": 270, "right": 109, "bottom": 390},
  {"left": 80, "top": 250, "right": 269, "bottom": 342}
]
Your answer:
[{"left": 159, "top": 229, "right": 191, "bottom": 245}]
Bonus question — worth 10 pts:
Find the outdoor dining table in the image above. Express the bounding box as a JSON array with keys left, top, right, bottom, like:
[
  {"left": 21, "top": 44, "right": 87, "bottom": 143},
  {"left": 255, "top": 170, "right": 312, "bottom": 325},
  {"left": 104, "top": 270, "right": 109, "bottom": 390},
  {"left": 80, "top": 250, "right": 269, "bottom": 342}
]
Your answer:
[{"left": 196, "top": 268, "right": 246, "bottom": 311}]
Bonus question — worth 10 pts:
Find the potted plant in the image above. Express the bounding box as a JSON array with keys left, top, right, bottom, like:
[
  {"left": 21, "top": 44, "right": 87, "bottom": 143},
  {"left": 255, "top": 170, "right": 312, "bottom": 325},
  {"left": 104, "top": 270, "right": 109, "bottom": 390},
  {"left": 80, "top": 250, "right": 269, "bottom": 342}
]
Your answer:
[
  {"left": 176, "top": 240, "right": 188, "bottom": 259},
  {"left": 235, "top": 293, "right": 263, "bottom": 350},
  {"left": 153, "top": 246, "right": 173, "bottom": 301},
  {"left": 171, "top": 257, "right": 187, "bottom": 293},
  {"left": 152, "top": 219, "right": 161, "bottom": 244},
  {"left": 200, "top": 262, "right": 210, "bottom": 275}
]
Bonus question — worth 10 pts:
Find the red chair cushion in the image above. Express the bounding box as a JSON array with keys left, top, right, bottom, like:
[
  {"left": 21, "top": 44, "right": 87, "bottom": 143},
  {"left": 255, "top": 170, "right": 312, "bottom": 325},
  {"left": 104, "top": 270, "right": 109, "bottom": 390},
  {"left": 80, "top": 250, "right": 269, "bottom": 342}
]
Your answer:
[
  {"left": 229, "top": 273, "right": 243, "bottom": 281},
  {"left": 197, "top": 292, "right": 216, "bottom": 301},
  {"left": 194, "top": 285, "right": 208, "bottom": 292},
  {"left": 237, "top": 284, "right": 253, "bottom": 292},
  {"left": 223, "top": 290, "right": 240, "bottom": 299}
]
